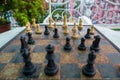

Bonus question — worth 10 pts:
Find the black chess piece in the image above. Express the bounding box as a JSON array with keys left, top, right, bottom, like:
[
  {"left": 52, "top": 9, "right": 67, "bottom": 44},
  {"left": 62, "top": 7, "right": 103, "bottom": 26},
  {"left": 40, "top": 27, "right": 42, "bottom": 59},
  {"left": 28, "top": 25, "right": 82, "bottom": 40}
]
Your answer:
[
  {"left": 44, "top": 44, "right": 58, "bottom": 76},
  {"left": 82, "top": 50, "right": 96, "bottom": 77},
  {"left": 27, "top": 32, "right": 35, "bottom": 44},
  {"left": 85, "top": 28, "right": 91, "bottom": 39},
  {"left": 53, "top": 28, "right": 59, "bottom": 38},
  {"left": 20, "top": 35, "right": 30, "bottom": 53},
  {"left": 90, "top": 35, "right": 101, "bottom": 51},
  {"left": 44, "top": 25, "right": 50, "bottom": 35},
  {"left": 22, "top": 48, "right": 36, "bottom": 75},
  {"left": 78, "top": 37, "right": 86, "bottom": 50},
  {"left": 64, "top": 37, "right": 72, "bottom": 51}
]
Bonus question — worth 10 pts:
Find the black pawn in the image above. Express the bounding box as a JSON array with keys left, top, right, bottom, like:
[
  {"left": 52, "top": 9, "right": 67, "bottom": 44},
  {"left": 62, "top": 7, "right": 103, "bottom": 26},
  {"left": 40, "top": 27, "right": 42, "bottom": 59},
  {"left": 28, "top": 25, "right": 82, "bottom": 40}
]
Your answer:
[
  {"left": 22, "top": 48, "right": 36, "bottom": 75},
  {"left": 20, "top": 35, "right": 30, "bottom": 53},
  {"left": 44, "top": 44, "right": 58, "bottom": 76},
  {"left": 44, "top": 25, "right": 50, "bottom": 35},
  {"left": 78, "top": 37, "right": 86, "bottom": 50},
  {"left": 90, "top": 35, "right": 101, "bottom": 51},
  {"left": 64, "top": 37, "right": 72, "bottom": 51},
  {"left": 82, "top": 50, "right": 96, "bottom": 77},
  {"left": 85, "top": 28, "right": 91, "bottom": 39},
  {"left": 27, "top": 32, "right": 35, "bottom": 44},
  {"left": 53, "top": 28, "right": 59, "bottom": 38}
]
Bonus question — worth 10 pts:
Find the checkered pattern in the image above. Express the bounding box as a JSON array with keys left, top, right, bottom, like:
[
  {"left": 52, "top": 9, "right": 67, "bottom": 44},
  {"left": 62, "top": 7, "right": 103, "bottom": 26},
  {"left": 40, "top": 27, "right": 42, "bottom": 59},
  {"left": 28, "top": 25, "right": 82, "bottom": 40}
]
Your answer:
[{"left": 0, "top": 25, "right": 120, "bottom": 79}]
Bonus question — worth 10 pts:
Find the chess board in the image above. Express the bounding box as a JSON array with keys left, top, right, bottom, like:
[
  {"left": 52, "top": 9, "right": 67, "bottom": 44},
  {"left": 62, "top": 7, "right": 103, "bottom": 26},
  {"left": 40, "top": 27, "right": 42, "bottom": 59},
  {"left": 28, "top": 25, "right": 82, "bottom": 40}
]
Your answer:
[{"left": 0, "top": 25, "right": 120, "bottom": 79}]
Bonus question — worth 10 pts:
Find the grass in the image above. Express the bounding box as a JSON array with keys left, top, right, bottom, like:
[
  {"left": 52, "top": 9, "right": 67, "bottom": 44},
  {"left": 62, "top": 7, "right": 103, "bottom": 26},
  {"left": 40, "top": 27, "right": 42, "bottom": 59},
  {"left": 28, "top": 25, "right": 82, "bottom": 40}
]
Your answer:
[{"left": 111, "top": 28, "right": 120, "bottom": 31}]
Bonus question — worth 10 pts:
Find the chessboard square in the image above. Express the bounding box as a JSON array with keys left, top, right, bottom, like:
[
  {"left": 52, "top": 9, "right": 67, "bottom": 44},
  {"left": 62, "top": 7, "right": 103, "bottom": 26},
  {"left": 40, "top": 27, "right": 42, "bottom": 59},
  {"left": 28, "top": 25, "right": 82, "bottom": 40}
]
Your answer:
[
  {"left": 50, "top": 39, "right": 62, "bottom": 45},
  {"left": 10, "top": 53, "right": 23, "bottom": 63},
  {"left": 95, "top": 54, "right": 109, "bottom": 64},
  {"left": 76, "top": 53, "right": 88, "bottom": 63},
  {"left": 0, "top": 63, "right": 23, "bottom": 79},
  {"left": 76, "top": 47, "right": 89, "bottom": 54},
  {"left": 78, "top": 63, "right": 102, "bottom": 79},
  {"left": 54, "top": 45, "right": 61, "bottom": 53},
  {"left": 61, "top": 53, "right": 78, "bottom": 64},
  {"left": 106, "top": 53, "right": 120, "bottom": 64},
  {"left": 37, "top": 40, "right": 49, "bottom": 45},
  {"left": 0, "top": 53, "right": 16, "bottom": 63},
  {"left": 33, "top": 45, "right": 46, "bottom": 52},
  {"left": 113, "top": 64, "right": 120, "bottom": 73},
  {"left": 0, "top": 63, "right": 7, "bottom": 72},
  {"left": 18, "top": 64, "right": 42, "bottom": 79},
  {"left": 100, "top": 39, "right": 111, "bottom": 45},
  {"left": 60, "top": 33, "right": 71, "bottom": 39},
  {"left": 32, "top": 34, "right": 41, "bottom": 40},
  {"left": 96, "top": 64, "right": 120, "bottom": 78},
  {"left": 60, "top": 64, "right": 80, "bottom": 78},
  {"left": 72, "top": 39, "right": 80, "bottom": 47},
  {"left": 2, "top": 45, "right": 20, "bottom": 53},
  {"left": 44, "top": 53, "right": 60, "bottom": 63},
  {"left": 31, "top": 53, "right": 45, "bottom": 64},
  {"left": 85, "top": 39, "right": 94, "bottom": 46},
  {"left": 41, "top": 34, "right": 52, "bottom": 39},
  {"left": 39, "top": 64, "right": 60, "bottom": 80},
  {"left": 100, "top": 45, "right": 118, "bottom": 54},
  {"left": 29, "top": 45, "right": 35, "bottom": 52},
  {"left": 11, "top": 39, "right": 20, "bottom": 45}
]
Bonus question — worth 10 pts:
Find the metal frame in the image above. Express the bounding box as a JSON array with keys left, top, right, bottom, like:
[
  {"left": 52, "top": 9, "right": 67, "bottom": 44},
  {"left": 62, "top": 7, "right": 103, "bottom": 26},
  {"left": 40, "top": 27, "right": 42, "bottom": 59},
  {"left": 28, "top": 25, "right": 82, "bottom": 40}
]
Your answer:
[{"left": 44, "top": 0, "right": 120, "bottom": 24}]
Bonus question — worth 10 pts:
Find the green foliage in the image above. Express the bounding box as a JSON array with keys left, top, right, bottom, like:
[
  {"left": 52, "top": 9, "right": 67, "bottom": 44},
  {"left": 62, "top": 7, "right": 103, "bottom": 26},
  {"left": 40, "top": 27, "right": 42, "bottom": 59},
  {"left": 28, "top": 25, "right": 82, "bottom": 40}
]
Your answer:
[
  {"left": 63, "top": 11, "right": 71, "bottom": 18},
  {"left": 52, "top": 10, "right": 64, "bottom": 20},
  {"left": 51, "top": 5, "right": 64, "bottom": 12},
  {"left": 0, "top": 0, "right": 4, "bottom": 12},
  {"left": 39, "top": 11, "right": 49, "bottom": 23},
  {"left": 12, "top": 0, "right": 44, "bottom": 25},
  {"left": 74, "top": 1, "right": 81, "bottom": 9},
  {"left": 0, "top": 18, "right": 10, "bottom": 26},
  {"left": 0, "top": 0, "right": 45, "bottom": 26},
  {"left": 111, "top": 28, "right": 120, "bottom": 31}
]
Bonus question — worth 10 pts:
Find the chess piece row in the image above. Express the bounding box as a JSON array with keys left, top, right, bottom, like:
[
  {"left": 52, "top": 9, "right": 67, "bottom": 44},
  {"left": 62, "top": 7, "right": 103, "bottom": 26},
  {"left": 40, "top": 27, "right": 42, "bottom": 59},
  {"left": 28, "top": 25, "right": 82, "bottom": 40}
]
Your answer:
[
  {"left": 26, "top": 17, "right": 95, "bottom": 38},
  {"left": 62, "top": 15, "right": 83, "bottom": 30},
  {"left": 21, "top": 30, "right": 101, "bottom": 52},
  {"left": 25, "top": 25, "right": 100, "bottom": 52},
  {"left": 20, "top": 35, "right": 97, "bottom": 77},
  {"left": 64, "top": 35, "right": 101, "bottom": 52},
  {"left": 26, "top": 22, "right": 42, "bottom": 34},
  {"left": 27, "top": 24, "right": 94, "bottom": 41}
]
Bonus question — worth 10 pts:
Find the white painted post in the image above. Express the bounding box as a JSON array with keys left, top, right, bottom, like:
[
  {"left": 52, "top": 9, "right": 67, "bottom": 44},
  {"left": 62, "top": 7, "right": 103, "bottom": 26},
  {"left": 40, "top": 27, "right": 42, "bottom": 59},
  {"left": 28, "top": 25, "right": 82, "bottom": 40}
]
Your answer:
[{"left": 49, "top": 0, "right": 52, "bottom": 17}]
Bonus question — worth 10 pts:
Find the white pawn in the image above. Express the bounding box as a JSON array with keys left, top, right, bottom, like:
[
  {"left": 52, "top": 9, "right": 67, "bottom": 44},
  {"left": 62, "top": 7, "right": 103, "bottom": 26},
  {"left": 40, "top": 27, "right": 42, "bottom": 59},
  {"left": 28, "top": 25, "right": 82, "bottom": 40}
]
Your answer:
[
  {"left": 26, "top": 22, "right": 32, "bottom": 33},
  {"left": 36, "top": 24, "right": 42, "bottom": 34}
]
